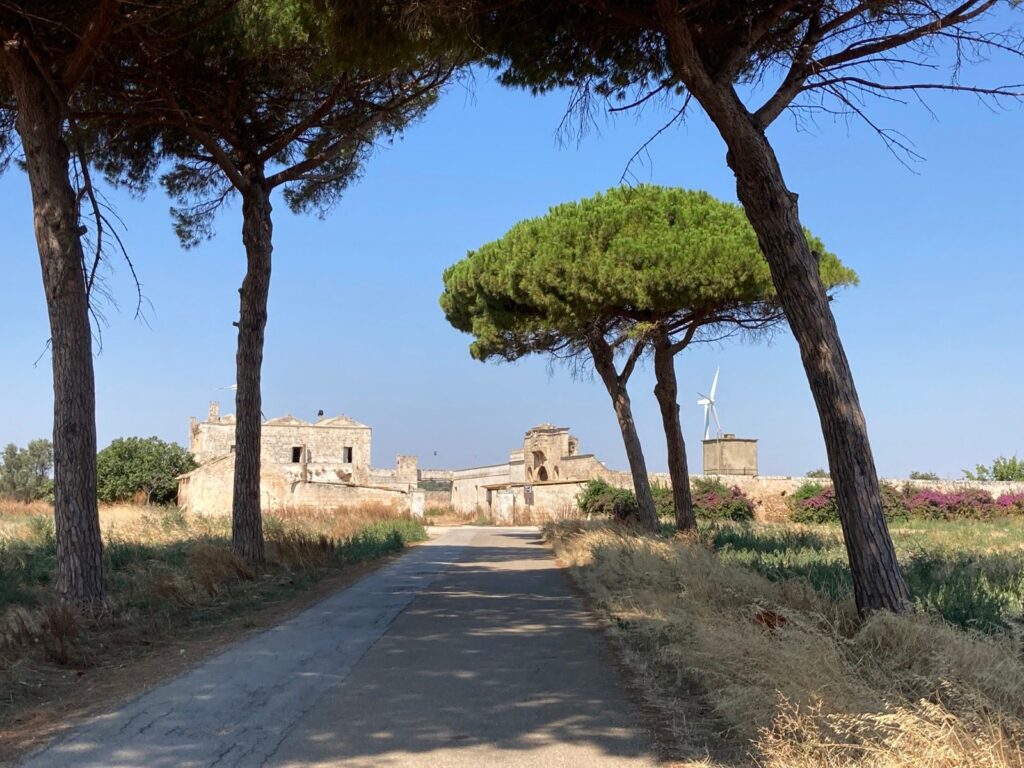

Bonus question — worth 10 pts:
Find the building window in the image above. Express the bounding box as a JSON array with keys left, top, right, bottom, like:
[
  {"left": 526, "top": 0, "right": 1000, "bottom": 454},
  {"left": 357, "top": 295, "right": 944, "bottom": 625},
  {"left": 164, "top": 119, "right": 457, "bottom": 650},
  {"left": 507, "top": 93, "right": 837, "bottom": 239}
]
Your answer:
[
  {"left": 343, "top": 446, "right": 353, "bottom": 464},
  {"left": 229, "top": 445, "right": 235, "bottom": 453},
  {"left": 291, "top": 447, "right": 303, "bottom": 463}
]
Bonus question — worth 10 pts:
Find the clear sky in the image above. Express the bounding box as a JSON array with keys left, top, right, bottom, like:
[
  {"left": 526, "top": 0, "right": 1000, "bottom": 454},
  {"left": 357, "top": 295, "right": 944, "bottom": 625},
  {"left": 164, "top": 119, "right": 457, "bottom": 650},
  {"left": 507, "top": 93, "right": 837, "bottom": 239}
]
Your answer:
[{"left": 1, "top": 35, "right": 1022, "bottom": 480}]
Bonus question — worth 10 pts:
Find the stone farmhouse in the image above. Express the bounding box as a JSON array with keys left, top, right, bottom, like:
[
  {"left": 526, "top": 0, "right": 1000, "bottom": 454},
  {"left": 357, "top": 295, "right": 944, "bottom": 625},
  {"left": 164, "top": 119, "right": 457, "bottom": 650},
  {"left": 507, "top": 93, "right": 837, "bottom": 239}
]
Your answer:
[
  {"left": 449, "top": 424, "right": 669, "bottom": 523},
  {"left": 178, "top": 402, "right": 435, "bottom": 516}
]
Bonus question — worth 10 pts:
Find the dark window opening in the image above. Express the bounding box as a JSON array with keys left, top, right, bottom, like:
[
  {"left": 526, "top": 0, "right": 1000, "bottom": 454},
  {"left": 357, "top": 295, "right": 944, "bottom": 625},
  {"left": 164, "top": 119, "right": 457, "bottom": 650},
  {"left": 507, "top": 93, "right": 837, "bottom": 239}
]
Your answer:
[
  {"left": 343, "top": 446, "right": 353, "bottom": 463},
  {"left": 229, "top": 445, "right": 236, "bottom": 453},
  {"left": 291, "top": 447, "right": 302, "bottom": 463},
  {"left": 537, "top": 466, "right": 549, "bottom": 482}
]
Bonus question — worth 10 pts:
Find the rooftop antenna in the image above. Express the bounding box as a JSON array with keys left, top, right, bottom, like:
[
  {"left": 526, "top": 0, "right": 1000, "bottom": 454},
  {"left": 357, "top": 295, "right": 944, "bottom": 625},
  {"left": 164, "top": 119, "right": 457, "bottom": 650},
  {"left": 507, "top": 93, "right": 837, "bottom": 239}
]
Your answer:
[{"left": 697, "top": 367, "right": 722, "bottom": 440}]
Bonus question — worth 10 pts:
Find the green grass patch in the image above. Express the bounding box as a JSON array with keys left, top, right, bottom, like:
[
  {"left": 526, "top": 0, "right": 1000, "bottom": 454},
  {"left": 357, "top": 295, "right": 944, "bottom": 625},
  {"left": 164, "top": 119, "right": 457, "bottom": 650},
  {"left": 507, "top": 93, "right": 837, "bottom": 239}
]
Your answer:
[{"left": 703, "top": 518, "right": 1024, "bottom": 632}]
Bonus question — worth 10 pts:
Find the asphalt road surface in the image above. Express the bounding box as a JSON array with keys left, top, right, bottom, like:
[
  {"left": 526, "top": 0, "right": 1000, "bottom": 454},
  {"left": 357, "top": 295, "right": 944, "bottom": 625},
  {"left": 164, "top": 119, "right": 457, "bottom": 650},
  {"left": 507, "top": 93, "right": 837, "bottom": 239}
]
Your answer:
[{"left": 21, "top": 526, "right": 657, "bottom": 767}]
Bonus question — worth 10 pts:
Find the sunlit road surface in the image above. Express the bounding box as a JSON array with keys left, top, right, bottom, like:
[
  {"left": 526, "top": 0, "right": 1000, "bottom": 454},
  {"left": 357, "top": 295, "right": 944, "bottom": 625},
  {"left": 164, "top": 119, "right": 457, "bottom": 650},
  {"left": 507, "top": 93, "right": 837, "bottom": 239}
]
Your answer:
[{"left": 22, "top": 526, "right": 657, "bottom": 768}]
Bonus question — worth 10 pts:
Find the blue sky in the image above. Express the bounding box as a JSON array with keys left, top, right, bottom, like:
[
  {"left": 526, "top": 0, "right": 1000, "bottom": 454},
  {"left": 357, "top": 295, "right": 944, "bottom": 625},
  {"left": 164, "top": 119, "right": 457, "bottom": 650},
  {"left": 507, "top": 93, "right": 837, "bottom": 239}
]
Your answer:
[{"left": 1, "top": 42, "right": 1022, "bottom": 479}]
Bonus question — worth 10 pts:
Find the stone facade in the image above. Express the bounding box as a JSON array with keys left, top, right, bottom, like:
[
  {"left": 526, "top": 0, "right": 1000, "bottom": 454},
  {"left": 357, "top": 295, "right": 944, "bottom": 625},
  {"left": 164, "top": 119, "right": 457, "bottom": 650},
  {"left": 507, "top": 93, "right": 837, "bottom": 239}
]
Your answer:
[
  {"left": 449, "top": 424, "right": 671, "bottom": 523},
  {"left": 702, "top": 434, "right": 758, "bottom": 475},
  {"left": 179, "top": 402, "right": 422, "bottom": 516}
]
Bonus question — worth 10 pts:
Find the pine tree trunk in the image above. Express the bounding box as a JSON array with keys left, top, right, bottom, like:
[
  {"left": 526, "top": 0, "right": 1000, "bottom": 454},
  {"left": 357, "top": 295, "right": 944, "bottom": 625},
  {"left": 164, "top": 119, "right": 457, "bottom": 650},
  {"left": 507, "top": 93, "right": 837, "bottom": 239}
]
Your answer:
[
  {"left": 652, "top": 332, "right": 696, "bottom": 532},
  {"left": 4, "top": 52, "right": 104, "bottom": 602},
  {"left": 589, "top": 339, "right": 660, "bottom": 532},
  {"left": 659, "top": 17, "right": 910, "bottom": 615},
  {"left": 231, "top": 178, "right": 272, "bottom": 565},
  {"left": 705, "top": 100, "right": 909, "bottom": 615}
]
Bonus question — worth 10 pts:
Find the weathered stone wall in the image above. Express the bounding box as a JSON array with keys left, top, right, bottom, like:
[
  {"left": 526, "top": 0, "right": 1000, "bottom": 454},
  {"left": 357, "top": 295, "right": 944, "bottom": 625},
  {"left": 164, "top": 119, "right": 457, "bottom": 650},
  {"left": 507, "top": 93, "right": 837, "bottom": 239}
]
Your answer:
[
  {"left": 190, "top": 419, "right": 372, "bottom": 472},
  {"left": 419, "top": 469, "right": 455, "bottom": 482},
  {"left": 446, "top": 469, "right": 1024, "bottom": 525},
  {"left": 702, "top": 438, "right": 758, "bottom": 476},
  {"left": 523, "top": 425, "right": 573, "bottom": 482},
  {"left": 178, "top": 455, "right": 411, "bottom": 516},
  {"left": 450, "top": 464, "right": 511, "bottom": 513}
]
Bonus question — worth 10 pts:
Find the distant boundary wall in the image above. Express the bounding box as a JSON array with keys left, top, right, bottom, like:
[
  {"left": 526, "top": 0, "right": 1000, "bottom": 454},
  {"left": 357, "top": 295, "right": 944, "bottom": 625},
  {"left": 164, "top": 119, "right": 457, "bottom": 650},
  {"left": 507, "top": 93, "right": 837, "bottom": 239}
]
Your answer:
[{"left": 449, "top": 471, "right": 1024, "bottom": 524}]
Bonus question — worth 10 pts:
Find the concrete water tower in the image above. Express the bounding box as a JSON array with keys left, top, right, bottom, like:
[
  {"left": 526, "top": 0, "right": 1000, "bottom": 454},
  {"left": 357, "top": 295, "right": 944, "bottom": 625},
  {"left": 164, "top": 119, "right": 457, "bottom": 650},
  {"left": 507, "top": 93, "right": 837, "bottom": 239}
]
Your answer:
[
  {"left": 697, "top": 368, "right": 758, "bottom": 475},
  {"left": 702, "top": 434, "right": 758, "bottom": 476}
]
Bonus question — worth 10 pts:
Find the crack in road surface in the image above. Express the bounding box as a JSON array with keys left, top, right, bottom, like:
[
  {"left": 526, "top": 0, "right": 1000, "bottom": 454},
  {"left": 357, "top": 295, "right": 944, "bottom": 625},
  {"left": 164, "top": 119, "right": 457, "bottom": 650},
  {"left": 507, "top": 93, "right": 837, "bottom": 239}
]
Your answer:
[{"left": 19, "top": 527, "right": 656, "bottom": 768}]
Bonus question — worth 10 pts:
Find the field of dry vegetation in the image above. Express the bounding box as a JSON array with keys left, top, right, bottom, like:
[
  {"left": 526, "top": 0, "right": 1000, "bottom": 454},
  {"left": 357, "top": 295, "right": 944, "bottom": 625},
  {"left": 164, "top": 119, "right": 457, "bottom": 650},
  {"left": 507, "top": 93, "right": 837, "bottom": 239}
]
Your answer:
[
  {"left": 0, "top": 500, "right": 425, "bottom": 748},
  {"left": 546, "top": 520, "right": 1024, "bottom": 768}
]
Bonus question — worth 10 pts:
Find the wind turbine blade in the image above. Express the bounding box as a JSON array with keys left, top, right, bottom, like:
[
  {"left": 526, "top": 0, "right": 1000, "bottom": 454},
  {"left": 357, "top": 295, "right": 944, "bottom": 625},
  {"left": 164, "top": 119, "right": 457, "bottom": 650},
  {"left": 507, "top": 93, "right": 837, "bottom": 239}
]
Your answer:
[
  {"left": 711, "top": 405, "right": 722, "bottom": 436},
  {"left": 710, "top": 367, "right": 720, "bottom": 400},
  {"left": 697, "top": 397, "right": 710, "bottom": 406}
]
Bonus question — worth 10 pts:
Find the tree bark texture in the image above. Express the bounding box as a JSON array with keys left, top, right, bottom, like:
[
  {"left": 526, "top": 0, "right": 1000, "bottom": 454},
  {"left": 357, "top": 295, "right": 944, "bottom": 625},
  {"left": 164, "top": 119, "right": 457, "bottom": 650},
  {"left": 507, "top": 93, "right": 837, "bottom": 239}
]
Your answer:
[
  {"left": 652, "top": 332, "right": 696, "bottom": 532},
  {"left": 659, "top": 14, "right": 910, "bottom": 615},
  {"left": 723, "top": 124, "right": 910, "bottom": 613},
  {"left": 589, "top": 340, "right": 660, "bottom": 532},
  {"left": 232, "top": 179, "right": 272, "bottom": 565},
  {"left": 4, "top": 51, "right": 104, "bottom": 602}
]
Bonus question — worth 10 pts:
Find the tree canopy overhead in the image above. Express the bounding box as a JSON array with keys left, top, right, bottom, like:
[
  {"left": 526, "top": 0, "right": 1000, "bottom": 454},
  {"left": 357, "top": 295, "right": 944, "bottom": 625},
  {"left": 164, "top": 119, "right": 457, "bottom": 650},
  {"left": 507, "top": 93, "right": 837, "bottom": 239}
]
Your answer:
[{"left": 442, "top": 185, "right": 855, "bottom": 363}]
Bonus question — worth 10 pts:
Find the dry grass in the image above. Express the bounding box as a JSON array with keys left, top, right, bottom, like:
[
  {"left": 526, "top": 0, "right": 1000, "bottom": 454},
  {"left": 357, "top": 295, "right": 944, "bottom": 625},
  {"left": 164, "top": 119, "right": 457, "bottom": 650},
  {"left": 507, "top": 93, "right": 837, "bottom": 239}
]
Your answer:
[
  {"left": 0, "top": 502, "right": 425, "bottom": 729},
  {"left": 546, "top": 521, "right": 1024, "bottom": 768}
]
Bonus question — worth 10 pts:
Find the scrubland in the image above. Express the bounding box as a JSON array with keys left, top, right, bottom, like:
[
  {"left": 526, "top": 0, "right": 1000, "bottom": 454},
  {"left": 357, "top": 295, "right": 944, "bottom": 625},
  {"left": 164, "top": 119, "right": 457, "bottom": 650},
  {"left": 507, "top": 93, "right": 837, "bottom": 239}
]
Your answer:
[{"left": 546, "top": 519, "right": 1024, "bottom": 767}]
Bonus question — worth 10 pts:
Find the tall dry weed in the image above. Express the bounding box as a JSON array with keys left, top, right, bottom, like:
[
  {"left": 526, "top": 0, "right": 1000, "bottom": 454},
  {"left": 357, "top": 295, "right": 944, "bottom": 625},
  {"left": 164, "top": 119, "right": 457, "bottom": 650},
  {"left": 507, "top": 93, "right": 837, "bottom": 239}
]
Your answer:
[{"left": 545, "top": 521, "right": 1024, "bottom": 767}]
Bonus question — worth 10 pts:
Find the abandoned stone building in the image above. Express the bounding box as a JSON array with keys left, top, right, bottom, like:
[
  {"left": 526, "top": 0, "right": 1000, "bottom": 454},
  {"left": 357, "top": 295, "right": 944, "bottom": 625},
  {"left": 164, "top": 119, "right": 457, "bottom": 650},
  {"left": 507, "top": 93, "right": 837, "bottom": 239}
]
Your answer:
[
  {"left": 178, "top": 402, "right": 430, "bottom": 515},
  {"left": 449, "top": 424, "right": 669, "bottom": 523},
  {"left": 178, "top": 403, "right": 764, "bottom": 522}
]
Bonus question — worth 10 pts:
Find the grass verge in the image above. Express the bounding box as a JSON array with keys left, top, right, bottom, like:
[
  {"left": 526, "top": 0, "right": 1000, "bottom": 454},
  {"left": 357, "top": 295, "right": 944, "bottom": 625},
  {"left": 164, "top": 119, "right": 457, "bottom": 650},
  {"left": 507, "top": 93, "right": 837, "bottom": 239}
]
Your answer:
[
  {"left": 546, "top": 520, "right": 1024, "bottom": 767},
  {"left": 0, "top": 503, "right": 426, "bottom": 755}
]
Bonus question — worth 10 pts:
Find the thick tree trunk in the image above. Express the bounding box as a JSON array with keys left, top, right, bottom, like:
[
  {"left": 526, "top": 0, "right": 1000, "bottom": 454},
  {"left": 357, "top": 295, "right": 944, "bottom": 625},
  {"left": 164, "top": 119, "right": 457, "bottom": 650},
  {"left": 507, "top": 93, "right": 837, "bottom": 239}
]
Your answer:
[
  {"left": 694, "top": 111, "right": 908, "bottom": 612},
  {"left": 589, "top": 340, "right": 659, "bottom": 532},
  {"left": 4, "top": 52, "right": 104, "bottom": 602},
  {"left": 722, "top": 122, "right": 909, "bottom": 614},
  {"left": 231, "top": 179, "right": 272, "bottom": 565},
  {"left": 652, "top": 332, "right": 696, "bottom": 532},
  {"left": 659, "top": 16, "right": 910, "bottom": 615}
]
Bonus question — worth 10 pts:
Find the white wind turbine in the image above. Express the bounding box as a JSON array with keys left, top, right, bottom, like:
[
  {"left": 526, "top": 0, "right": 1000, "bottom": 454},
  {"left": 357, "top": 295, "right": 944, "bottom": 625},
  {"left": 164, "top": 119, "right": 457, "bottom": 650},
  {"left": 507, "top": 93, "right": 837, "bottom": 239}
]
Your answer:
[{"left": 697, "top": 367, "right": 722, "bottom": 440}]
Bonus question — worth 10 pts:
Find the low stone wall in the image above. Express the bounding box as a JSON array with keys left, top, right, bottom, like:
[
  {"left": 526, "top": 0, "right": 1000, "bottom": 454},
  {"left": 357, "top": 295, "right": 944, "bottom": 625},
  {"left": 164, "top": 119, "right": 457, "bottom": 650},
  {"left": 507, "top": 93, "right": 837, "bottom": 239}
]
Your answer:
[
  {"left": 444, "top": 472, "right": 1024, "bottom": 525},
  {"left": 698, "top": 475, "right": 1024, "bottom": 522}
]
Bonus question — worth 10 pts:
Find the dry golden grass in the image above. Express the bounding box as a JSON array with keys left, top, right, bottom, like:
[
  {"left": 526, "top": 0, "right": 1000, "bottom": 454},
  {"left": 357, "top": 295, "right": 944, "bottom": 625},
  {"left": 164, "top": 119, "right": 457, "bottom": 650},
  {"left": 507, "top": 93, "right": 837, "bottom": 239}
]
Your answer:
[
  {"left": 546, "top": 521, "right": 1024, "bottom": 768},
  {"left": 0, "top": 502, "right": 424, "bottom": 731}
]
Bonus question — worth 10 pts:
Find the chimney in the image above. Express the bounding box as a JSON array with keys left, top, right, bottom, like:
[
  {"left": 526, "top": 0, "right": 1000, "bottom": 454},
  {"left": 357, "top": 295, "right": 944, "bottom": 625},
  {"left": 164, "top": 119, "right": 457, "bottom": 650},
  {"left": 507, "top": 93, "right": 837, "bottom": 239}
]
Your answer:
[{"left": 208, "top": 401, "right": 220, "bottom": 422}]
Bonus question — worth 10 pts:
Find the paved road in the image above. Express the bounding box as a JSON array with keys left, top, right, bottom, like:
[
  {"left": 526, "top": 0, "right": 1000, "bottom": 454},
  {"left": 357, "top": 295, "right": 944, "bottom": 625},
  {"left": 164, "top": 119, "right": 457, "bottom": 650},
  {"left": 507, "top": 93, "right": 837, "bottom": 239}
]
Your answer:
[{"left": 22, "top": 526, "right": 657, "bottom": 768}]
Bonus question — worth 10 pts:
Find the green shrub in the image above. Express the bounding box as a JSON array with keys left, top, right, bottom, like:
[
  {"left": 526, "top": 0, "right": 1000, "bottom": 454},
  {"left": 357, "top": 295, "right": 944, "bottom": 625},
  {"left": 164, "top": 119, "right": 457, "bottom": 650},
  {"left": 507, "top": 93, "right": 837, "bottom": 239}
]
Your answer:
[
  {"left": 652, "top": 485, "right": 675, "bottom": 519},
  {"left": 0, "top": 440, "right": 54, "bottom": 502},
  {"left": 788, "top": 481, "right": 837, "bottom": 523},
  {"left": 963, "top": 455, "right": 1024, "bottom": 481},
  {"left": 791, "top": 481, "right": 913, "bottom": 524},
  {"left": 577, "top": 479, "right": 638, "bottom": 522},
  {"left": 805, "top": 468, "right": 830, "bottom": 479},
  {"left": 580, "top": 478, "right": 754, "bottom": 523},
  {"left": 97, "top": 437, "right": 197, "bottom": 505},
  {"left": 909, "top": 470, "right": 940, "bottom": 481},
  {"left": 691, "top": 477, "right": 754, "bottom": 521},
  {"left": 336, "top": 518, "right": 427, "bottom": 563}
]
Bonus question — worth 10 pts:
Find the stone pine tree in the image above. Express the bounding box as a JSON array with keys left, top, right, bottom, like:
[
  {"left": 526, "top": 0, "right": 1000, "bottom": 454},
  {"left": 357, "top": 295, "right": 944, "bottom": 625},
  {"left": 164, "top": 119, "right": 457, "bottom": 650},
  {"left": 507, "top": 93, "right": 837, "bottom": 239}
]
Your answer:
[
  {"left": 0, "top": 1, "right": 127, "bottom": 603},
  {"left": 439, "top": 0, "right": 1023, "bottom": 614},
  {"left": 97, "top": 1, "right": 451, "bottom": 563},
  {"left": 440, "top": 185, "right": 855, "bottom": 532}
]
